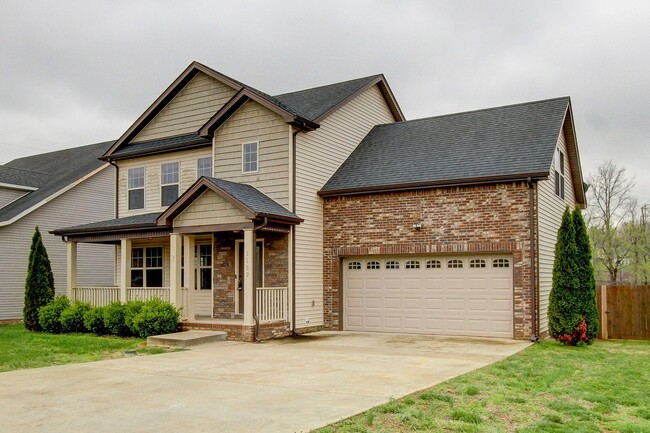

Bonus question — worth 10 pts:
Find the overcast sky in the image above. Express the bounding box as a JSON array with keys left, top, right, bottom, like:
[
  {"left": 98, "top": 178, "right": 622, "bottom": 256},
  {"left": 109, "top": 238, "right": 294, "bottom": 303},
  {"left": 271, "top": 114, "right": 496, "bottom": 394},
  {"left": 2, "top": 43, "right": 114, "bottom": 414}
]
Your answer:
[{"left": 1, "top": 1, "right": 648, "bottom": 203}]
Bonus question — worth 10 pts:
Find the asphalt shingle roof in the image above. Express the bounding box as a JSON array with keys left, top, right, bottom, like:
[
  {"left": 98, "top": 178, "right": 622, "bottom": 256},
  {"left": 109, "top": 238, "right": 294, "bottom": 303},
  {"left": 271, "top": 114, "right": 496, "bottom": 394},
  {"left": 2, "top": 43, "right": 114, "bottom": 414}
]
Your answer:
[
  {"left": 205, "top": 177, "right": 301, "bottom": 221},
  {"left": 0, "top": 166, "right": 50, "bottom": 188},
  {"left": 113, "top": 133, "right": 210, "bottom": 157},
  {"left": 321, "top": 97, "right": 570, "bottom": 195},
  {"left": 52, "top": 212, "right": 162, "bottom": 235},
  {"left": 0, "top": 141, "right": 114, "bottom": 223},
  {"left": 274, "top": 75, "right": 381, "bottom": 121}
]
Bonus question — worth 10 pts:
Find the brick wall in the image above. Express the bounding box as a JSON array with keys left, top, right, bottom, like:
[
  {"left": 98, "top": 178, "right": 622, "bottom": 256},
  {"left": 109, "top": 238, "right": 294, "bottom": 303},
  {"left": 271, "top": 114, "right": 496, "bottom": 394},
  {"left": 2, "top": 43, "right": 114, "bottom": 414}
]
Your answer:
[
  {"left": 181, "top": 320, "right": 291, "bottom": 342},
  {"left": 212, "top": 232, "right": 289, "bottom": 318},
  {"left": 323, "top": 182, "right": 536, "bottom": 339}
]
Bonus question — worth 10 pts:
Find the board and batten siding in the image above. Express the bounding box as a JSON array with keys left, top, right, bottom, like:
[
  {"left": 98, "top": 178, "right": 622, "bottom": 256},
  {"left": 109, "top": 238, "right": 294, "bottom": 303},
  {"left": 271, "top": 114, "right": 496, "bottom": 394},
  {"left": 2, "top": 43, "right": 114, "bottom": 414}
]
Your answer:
[
  {"left": 0, "top": 187, "right": 27, "bottom": 209},
  {"left": 174, "top": 190, "right": 248, "bottom": 227},
  {"left": 537, "top": 127, "right": 577, "bottom": 333},
  {"left": 132, "top": 72, "right": 238, "bottom": 143},
  {"left": 213, "top": 100, "right": 290, "bottom": 208},
  {"left": 117, "top": 148, "right": 212, "bottom": 218},
  {"left": 294, "top": 85, "right": 396, "bottom": 329},
  {"left": 0, "top": 166, "right": 115, "bottom": 320}
]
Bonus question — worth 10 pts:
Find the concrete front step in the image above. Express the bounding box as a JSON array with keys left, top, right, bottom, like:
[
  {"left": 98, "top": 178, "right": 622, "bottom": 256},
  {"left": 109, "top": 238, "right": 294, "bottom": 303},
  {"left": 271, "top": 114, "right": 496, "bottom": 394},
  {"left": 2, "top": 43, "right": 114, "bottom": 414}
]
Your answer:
[{"left": 147, "top": 330, "right": 228, "bottom": 348}]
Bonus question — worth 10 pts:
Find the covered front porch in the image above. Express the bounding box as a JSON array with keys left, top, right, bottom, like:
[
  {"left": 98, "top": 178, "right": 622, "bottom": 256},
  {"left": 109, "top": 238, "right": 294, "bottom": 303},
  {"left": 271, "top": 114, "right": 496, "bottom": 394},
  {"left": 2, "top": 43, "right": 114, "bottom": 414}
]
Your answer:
[{"left": 53, "top": 177, "right": 302, "bottom": 341}]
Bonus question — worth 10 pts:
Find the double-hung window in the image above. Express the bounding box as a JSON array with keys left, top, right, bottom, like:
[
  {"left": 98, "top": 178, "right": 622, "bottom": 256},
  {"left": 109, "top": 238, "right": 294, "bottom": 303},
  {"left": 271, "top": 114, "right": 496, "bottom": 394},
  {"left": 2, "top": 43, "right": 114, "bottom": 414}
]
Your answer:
[
  {"left": 554, "top": 149, "right": 565, "bottom": 199},
  {"left": 131, "top": 247, "right": 163, "bottom": 287},
  {"left": 197, "top": 156, "right": 212, "bottom": 178},
  {"left": 242, "top": 142, "right": 258, "bottom": 173},
  {"left": 161, "top": 162, "right": 179, "bottom": 206},
  {"left": 127, "top": 167, "right": 145, "bottom": 210}
]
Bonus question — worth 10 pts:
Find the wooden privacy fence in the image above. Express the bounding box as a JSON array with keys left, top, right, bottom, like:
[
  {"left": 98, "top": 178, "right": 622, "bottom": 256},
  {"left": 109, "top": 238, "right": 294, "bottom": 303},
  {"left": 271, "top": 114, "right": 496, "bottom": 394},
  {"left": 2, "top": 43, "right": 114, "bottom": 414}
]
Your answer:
[{"left": 597, "top": 285, "right": 650, "bottom": 340}]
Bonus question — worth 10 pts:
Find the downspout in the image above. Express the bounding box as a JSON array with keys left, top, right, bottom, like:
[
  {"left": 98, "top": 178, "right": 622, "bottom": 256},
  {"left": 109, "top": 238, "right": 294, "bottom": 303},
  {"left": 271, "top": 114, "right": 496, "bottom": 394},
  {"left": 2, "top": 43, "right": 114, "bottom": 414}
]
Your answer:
[
  {"left": 108, "top": 160, "right": 119, "bottom": 219},
  {"left": 527, "top": 177, "right": 540, "bottom": 343},
  {"left": 252, "top": 217, "right": 268, "bottom": 342},
  {"left": 291, "top": 128, "right": 300, "bottom": 336}
]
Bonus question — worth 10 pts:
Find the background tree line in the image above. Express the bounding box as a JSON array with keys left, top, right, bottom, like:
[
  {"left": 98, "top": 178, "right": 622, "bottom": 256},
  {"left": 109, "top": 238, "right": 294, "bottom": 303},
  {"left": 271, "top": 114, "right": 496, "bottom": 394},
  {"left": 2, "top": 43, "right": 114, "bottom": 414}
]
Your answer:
[{"left": 586, "top": 161, "right": 649, "bottom": 285}]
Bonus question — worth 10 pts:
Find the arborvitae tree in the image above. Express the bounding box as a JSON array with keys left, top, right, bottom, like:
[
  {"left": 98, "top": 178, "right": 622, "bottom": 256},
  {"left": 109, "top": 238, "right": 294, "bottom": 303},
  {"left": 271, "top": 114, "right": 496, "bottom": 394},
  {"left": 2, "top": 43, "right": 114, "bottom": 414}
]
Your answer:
[
  {"left": 548, "top": 207, "right": 583, "bottom": 344},
  {"left": 573, "top": 206, "right": 599, "bottom": 342},
  {"left": 23, "top": 226, "right": 55, "bottom": 331}
]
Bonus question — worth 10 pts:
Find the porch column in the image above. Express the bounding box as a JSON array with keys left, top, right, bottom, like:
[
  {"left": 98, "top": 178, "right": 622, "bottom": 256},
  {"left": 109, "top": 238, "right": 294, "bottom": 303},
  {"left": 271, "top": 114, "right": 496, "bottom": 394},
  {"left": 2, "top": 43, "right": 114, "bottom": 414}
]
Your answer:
[
  {"left": 66, "top": 241, "right": 77, "bottom": 300},
  {"left": 119, "top": 238, "right": 131, "bottom": 303},
  {"left": 243, "top": 228, "right": 255, "bottom": 325},
  {"left": 183, "top": 234, "right": 196, "bottom": 320},
  {"left": 170, "top": 233, "right": 183, "bottom": 308}
]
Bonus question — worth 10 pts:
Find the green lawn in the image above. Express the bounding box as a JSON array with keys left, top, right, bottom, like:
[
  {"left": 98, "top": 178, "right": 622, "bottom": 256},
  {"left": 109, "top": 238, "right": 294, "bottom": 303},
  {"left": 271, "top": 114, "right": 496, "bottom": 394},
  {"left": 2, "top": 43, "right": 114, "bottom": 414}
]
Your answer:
[
  {"left": 0, "top": 323, "right": 168, "bottom": 372},
  {"left": 316, "top": 340, "right": 650, "bottom": 433}
]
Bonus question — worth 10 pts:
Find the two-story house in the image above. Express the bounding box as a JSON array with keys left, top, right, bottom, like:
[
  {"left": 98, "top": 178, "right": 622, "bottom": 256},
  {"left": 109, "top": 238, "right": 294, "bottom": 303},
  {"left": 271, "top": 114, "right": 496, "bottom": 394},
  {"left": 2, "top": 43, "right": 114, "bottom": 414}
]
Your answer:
[
  {"left": 52, "top": 61, "right": 404, "bottom": 340},
  {"left": 53, "top": 61, "right": 585, "bottom": 341}
]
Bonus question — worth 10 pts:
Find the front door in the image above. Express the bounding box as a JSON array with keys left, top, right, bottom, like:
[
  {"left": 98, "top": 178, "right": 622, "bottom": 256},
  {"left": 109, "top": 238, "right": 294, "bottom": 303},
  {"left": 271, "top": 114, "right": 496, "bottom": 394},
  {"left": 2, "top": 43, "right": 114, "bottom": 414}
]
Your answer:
[{"left": 237, "top": 241, "right": 263, "bottom": 315}]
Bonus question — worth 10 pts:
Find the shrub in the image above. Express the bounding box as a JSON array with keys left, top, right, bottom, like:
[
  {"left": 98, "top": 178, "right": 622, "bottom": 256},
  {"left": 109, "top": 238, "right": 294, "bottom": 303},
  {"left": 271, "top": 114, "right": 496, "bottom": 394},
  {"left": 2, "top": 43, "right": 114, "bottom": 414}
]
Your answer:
[
  {"left": 573, "top": 206, "right": 599, "bottom": 342},
  {"left": 60, "top": 302, "right": 92, "bottom": 333},
  {"left": 548, "top": 207, "right": 582, "bottom": 344},
  {"left": 38, "top": 296, "right": 70, "bottom": 333},
  {"left": 84, "top": 306, "right": 108, "bottom": 335},
  {"left": 132, "top": 298, "right": 180, "bottom": 338},
  {"left": 123, "top": 300, "right": 145, "bottom": 336},
  {"left": 23, "top": 226, "right": 55, "bottom": 331},
  {"left": 103, "top": 302, "right": 129, "bottom": 336}
]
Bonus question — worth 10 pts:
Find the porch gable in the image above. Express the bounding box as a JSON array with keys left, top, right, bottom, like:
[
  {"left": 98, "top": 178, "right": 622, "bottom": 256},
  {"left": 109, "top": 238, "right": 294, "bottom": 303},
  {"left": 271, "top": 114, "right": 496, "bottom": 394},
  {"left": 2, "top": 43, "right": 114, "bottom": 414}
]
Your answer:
[{"left": 174, "top": 189, "right": 248, "bottom": 227}]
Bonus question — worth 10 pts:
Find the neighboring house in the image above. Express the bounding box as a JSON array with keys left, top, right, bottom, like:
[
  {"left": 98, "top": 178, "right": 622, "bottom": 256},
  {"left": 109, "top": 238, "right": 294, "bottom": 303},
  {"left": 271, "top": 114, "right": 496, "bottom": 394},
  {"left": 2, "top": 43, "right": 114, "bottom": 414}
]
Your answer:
[
  {"left": 52, "top": 61, "right": 585, "bottom": 341},
  {"left": 0, "top": 142, "right": 116, "bottom": 321}
]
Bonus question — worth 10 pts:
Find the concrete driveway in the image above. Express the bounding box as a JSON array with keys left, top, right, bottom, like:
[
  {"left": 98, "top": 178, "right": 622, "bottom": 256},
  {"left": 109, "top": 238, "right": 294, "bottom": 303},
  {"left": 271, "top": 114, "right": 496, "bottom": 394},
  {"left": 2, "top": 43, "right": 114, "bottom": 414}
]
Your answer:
[{"left": 0, "top": 331, "right": 529, "bottom": 433}]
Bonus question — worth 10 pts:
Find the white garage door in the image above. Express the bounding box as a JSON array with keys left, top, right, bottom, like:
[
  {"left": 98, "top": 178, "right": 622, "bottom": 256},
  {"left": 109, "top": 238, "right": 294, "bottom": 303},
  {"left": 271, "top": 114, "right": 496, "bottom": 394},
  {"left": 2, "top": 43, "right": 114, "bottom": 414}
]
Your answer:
[{"left": 344, "top": 255, "right": 513, "bottom": 338}]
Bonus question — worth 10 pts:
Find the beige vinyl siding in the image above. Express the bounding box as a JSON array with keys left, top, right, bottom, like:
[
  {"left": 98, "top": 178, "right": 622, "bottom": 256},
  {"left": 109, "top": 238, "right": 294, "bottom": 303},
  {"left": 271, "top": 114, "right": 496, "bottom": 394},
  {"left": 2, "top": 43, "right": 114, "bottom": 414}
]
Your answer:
[
  {"left": 537, "top": 127, "right": 577, "bottom": 333},
  {"left": 294, "top": 85, "right": 396, "bottom": 329},
  {"left": 117, "top": 148, "right": 212, "bottom": 218},
  {"left": 0, "top": 167, "right": 115, "bottom": 320},
  {"left": 214, "top": 100, "right": 290, "bottom": 208},
  {"left": 0, "top": 187, "right": 27, "bottom": 208},
  {"left": 174, "top": 190, "right": 248, "bottom": 227},
  {"left": 133, "top": 72, "right": 237, "bottom": 143}
]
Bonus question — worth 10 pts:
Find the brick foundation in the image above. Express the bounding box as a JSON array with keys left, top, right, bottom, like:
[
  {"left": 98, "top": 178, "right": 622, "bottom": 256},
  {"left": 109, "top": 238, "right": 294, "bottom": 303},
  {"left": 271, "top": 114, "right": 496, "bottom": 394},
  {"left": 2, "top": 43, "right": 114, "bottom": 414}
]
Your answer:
[
  {"left": 323, "top": 182, "right": 536, "bottom": 340},
  {"left": 180, "top": 321, "right": 291, "bottom": 342}
]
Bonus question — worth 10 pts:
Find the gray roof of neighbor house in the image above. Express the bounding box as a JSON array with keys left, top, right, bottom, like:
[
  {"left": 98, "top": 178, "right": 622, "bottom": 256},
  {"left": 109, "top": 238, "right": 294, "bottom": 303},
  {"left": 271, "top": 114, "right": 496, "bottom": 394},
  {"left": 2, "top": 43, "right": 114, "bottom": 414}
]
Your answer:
[
  {"left": 320, "top": 97, "right": 573, "bottom": 196},
  {"left": 0, "top": 166, "right": 50, "bottom": 189},
  {"left": 0, "top": 141, "right": 114, "bottom": 224}
]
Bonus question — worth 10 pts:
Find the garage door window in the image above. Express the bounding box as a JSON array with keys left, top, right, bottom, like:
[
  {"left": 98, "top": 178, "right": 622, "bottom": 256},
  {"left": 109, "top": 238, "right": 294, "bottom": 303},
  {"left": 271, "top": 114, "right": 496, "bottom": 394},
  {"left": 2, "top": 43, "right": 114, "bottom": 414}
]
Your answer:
[
  {"left": 470, "top": 259, "right": 486, "bottom": 268},
  {"left": 448, "top": 259, "right": 463, "bottom": 268},
  {"left": 348, "top": 261, "right": 361, "bottom": 270},
  {"left": 405, "top": 260, "right": 420, "bottom": 269},
  {"left": 367, "top": 261, "right": 380, "bottom": 269},
  {"left": 493, "top": 258, "right": 510, "bottom": 268},
  {"left": 386, "top": 261, "right": 400, "bottom": 269},
  {"left": 426, "top": 260, "right": 441, "bottom": 269}
]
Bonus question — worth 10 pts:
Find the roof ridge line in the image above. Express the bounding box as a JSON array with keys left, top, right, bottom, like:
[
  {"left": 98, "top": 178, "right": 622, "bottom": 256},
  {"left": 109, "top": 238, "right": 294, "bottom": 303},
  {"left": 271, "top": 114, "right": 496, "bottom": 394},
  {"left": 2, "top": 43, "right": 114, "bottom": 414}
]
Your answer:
[
  {"left": 273, "top": 74, "right": 383, "bottom": 98},
  {"left": 372, "top": 96, "right": 571, "bottom": 128}
]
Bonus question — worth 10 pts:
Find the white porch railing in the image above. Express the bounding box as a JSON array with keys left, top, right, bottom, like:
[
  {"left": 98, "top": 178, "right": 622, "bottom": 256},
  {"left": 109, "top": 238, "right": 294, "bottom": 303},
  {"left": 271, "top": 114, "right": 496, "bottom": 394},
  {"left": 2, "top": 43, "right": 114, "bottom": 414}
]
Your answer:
[
  {"left": 127, "top": 287, "right": 170, "bottom": 302},
  {"left": 256, "top": 287, "right": 288, "bottom": 323},
  {"left": 72, "top": 287, "right": 119, "bottom": 306}
]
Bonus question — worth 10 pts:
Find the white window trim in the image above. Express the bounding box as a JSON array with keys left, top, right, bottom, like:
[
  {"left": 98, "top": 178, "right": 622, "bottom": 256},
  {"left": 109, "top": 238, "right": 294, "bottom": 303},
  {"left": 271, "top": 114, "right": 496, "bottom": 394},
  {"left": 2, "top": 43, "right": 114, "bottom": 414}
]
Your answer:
[
  {"left": 127, "top": 167, "right": 145, "bottom": 210},
  {"left": 242, "top": 141, "right": 259, "bottom": 174},
  {"left": 131, "top": 246, "right": 164, "bottom": 288},
  {"left": 197, "top": 156, "right": 213, "bottom": 179},
  {"left": 160, "top": 162, "right": 180, "bottom": 206},
  {"left": 555, "top": 149, "right": 565, "bottom": 200}
]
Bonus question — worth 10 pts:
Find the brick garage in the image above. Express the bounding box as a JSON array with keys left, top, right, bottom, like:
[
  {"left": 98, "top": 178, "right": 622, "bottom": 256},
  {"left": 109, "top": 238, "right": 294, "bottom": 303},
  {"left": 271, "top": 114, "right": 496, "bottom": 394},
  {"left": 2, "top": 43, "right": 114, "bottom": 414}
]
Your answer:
[{"left": 323, "top": 182, "right": 536, "bottom": 340}]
